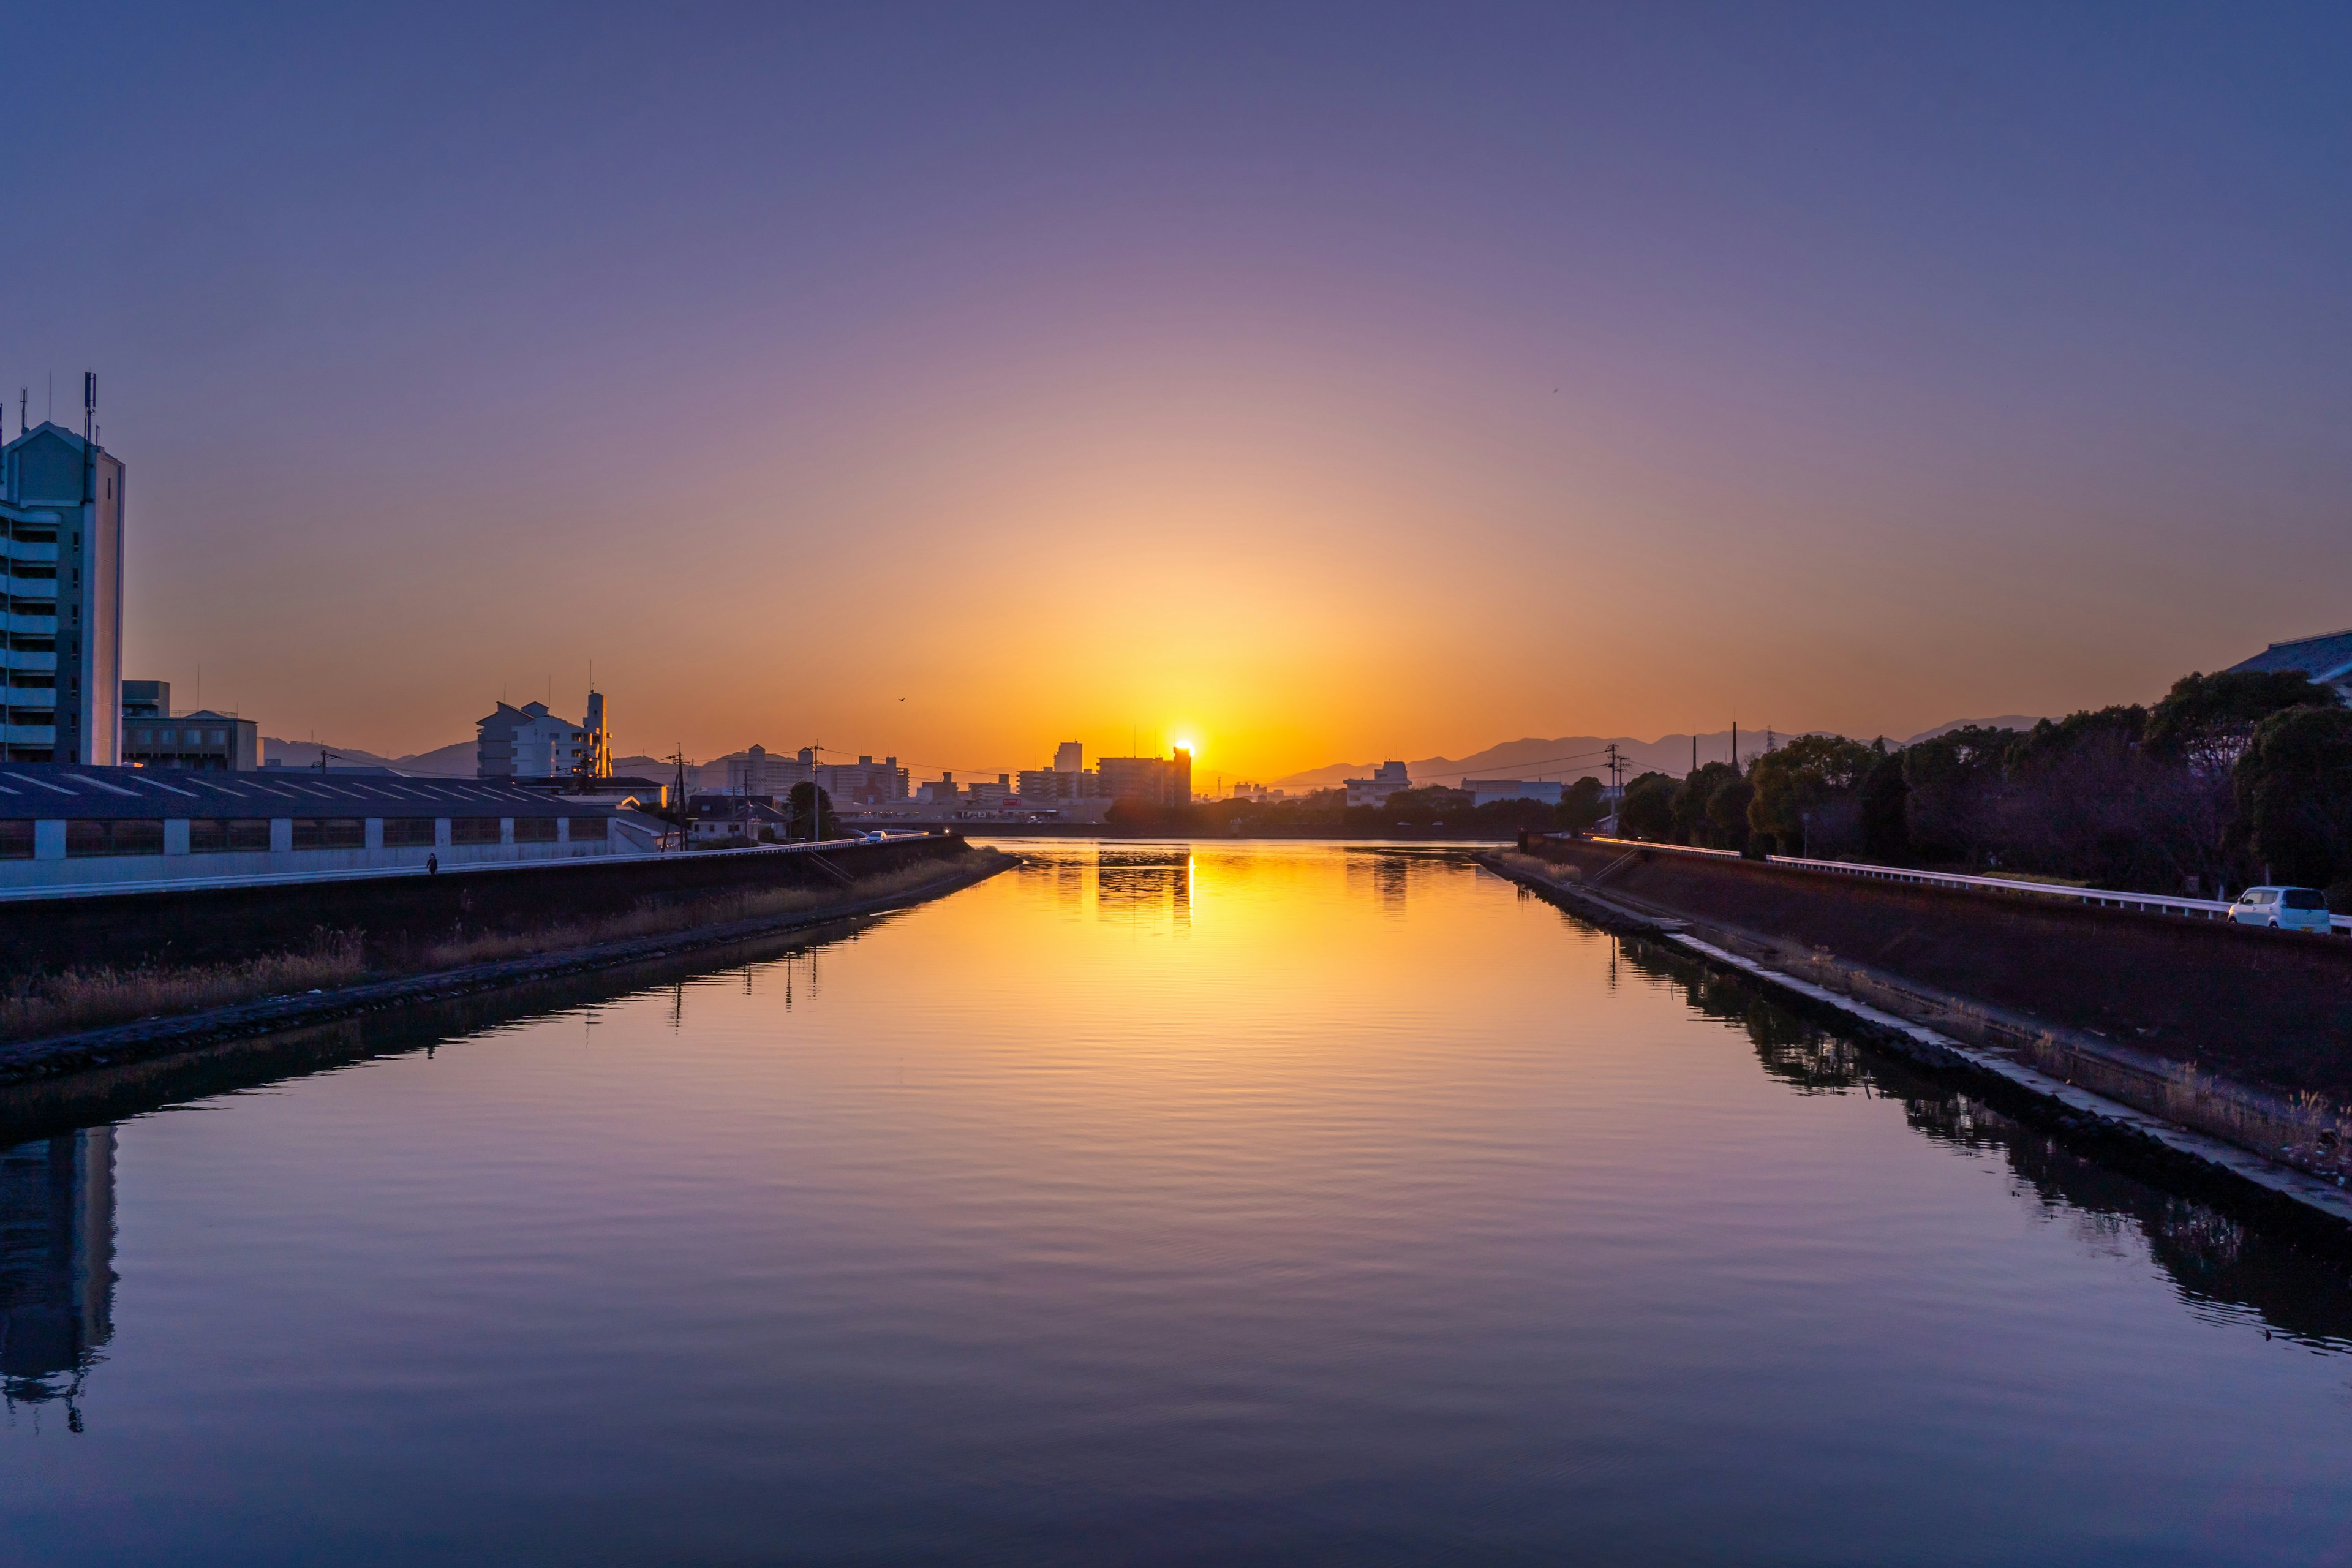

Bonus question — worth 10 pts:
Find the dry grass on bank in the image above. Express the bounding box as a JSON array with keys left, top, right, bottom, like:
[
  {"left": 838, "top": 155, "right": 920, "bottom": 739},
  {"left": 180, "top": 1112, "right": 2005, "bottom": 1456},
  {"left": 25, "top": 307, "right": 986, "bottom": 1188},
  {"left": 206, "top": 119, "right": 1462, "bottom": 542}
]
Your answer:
[
  {"left": 419, "top": 855, "right": 989, "bottom": 969},
  {"left": 0, "top": 931, "right": 368, "bottom": 1045},
  {"left": 0, "top": 851, "right": 1001, "bottom": 1046}
]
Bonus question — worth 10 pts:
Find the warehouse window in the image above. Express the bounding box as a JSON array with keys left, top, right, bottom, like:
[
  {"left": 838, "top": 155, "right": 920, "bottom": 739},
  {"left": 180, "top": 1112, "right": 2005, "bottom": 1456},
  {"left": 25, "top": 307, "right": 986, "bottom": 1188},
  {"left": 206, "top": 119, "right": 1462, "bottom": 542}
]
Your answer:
[
  {"left": 567, "top": 818, "right": 606, "bottom": 844},
  {"left": 291, "top": 818, "right": 366, "bottom": 850},
  {"left": 187, "top": 819, "right": 273, "bottom": 853},
  {"left": 450, "top": 818, "right": 501, "bottom": 845},
  {"left": 513, "top": 817, "right": 557, "bottom": 843},
  {"left": 66, "top": 820, "right": 164, "bottom": 857},
  {"left": 0, "top": 821, "right": 31, "bottom": 860},
  {"left": 382, "top": 818, "right": 437, "bottom": 848}
]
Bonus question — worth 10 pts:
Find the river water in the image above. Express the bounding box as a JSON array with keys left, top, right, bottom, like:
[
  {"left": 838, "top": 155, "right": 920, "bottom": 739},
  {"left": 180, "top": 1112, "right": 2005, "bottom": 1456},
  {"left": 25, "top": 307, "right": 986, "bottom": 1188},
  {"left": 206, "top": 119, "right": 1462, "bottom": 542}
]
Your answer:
[{"left": 4, "top": 842, "right": 2351, "bottom": 1564}]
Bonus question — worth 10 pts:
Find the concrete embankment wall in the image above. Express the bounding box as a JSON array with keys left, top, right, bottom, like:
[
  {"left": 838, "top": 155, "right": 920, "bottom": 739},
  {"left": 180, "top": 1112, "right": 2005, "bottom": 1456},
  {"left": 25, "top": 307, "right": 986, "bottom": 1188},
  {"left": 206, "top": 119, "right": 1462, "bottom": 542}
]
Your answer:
[
  {"left": 1525, "top": 839, "right": 2352, "bottom": 1100},
  {"left": 2, "top": 834, "right": 973, "bottom": 979}
]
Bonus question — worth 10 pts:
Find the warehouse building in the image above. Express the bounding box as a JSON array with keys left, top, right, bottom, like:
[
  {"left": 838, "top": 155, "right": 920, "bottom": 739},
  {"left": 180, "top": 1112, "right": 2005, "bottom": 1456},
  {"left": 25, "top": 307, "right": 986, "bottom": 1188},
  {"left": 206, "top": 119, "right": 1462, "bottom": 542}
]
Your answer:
[{"left": 0, "top": 763, "right": 665, "bottom": 897}]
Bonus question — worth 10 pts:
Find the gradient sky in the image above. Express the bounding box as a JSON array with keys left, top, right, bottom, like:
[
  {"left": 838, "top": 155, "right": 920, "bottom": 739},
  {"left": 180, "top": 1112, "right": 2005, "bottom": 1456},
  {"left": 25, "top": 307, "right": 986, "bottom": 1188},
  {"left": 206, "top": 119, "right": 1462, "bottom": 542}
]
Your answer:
[{"left": 9, "top": 3, "right": 2350, "bottom": 781}]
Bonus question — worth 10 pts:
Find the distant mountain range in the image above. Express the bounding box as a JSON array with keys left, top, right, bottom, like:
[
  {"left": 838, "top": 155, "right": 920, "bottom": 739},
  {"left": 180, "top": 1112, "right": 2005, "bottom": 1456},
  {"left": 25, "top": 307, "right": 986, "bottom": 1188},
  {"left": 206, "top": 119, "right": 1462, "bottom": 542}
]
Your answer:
[
  {"left": 262, "top": 737, "right": 676, "bottom": 780},
  {"left": 1267, "top": 718, "right": 2048, "bottom": 792}
]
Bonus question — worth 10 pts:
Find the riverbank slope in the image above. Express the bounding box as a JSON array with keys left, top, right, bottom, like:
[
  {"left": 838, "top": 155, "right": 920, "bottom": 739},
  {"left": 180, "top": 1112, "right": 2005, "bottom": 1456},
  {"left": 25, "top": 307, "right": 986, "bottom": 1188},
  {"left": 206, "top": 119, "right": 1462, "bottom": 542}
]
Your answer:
[
  {"left": 1480, "top": 843, "right": 2352, "bottom": 1238},
  {"left": 0, "top": 841, "right": 1013, "bottom": 1078}
]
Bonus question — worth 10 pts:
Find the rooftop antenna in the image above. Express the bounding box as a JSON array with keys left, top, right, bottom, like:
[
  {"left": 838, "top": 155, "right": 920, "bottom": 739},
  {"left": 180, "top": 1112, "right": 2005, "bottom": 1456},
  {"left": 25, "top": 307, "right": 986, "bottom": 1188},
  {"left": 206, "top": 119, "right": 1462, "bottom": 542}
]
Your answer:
[{"left": 84, "top": 372, "right": 96, "bottom": 445}]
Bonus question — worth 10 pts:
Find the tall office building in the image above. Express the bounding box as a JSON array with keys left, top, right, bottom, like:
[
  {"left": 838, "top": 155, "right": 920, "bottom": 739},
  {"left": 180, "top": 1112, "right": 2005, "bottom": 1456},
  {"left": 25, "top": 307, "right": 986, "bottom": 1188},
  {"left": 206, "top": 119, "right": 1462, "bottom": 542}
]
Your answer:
[
  {"left": 1095, "top": 748, "right": 1193, "bottom": 808},
  {"left": 1, "top": 396, "right": 125, "bottom": 766}
]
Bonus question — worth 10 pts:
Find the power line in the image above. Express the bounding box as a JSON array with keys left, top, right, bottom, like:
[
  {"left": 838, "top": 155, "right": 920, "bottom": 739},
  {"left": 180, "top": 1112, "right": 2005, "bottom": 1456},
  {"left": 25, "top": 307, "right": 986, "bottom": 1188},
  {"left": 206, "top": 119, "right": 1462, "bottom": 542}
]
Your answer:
[{"left": 1451, "top": 744, "right": 1618, "bottom": 775}]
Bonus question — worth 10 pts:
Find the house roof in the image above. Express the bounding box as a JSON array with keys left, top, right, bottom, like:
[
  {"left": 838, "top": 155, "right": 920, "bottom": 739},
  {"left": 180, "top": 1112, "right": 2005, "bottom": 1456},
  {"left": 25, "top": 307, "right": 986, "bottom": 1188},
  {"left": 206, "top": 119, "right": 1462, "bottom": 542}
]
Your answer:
[
  {"left": 477, "top": 699, "right": 579, "bottom": 734},
  {"left": 2224, "top": 629, "right": 2352, "bottom": 685},
  {"left": 0, "top": 763, "right": 627, "bottom": 820},
  {"left": 1, "top": 421, "right": 89, "bottom": 456}
]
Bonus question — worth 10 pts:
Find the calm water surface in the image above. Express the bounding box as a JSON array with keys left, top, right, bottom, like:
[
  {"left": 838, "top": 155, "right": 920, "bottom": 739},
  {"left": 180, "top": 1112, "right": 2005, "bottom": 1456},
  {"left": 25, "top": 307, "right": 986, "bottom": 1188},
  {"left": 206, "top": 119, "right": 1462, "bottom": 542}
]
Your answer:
[{"left": 4, "top": 842, "right": 2352, "bottom": 1564}]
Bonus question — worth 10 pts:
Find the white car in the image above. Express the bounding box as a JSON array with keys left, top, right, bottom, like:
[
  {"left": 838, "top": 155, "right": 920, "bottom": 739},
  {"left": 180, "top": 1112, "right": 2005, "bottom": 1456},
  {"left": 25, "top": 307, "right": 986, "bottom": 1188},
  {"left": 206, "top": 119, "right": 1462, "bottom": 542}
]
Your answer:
[{"left": 2228, "top": 886, "right": 2335, "bottom": 933}]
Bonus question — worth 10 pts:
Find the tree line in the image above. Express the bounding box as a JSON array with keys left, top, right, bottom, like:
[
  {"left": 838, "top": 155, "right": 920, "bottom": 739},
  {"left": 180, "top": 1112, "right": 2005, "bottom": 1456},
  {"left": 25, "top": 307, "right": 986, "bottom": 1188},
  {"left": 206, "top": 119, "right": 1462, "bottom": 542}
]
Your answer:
[
  {"left": 1167, "top": 779, "right": 1613, "bottom": 837},
  {"left": 1605, "top": 670, "right": 2352, "bottom": 903}
]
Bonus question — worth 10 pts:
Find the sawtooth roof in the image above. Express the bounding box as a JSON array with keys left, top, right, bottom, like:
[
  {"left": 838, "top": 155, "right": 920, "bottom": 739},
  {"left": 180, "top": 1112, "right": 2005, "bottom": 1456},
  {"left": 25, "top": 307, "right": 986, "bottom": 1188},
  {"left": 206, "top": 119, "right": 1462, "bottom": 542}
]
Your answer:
[{"left": 0, "top": 763, "right": 635, "bottom": 820}]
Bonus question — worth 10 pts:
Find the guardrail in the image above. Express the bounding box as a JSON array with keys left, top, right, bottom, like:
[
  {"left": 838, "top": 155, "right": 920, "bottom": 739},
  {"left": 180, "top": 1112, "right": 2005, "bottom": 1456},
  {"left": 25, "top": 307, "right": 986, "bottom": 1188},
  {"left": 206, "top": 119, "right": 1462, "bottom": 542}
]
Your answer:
[{"left": 1578, "top": 835, "right": 2352, "bottom": 935}]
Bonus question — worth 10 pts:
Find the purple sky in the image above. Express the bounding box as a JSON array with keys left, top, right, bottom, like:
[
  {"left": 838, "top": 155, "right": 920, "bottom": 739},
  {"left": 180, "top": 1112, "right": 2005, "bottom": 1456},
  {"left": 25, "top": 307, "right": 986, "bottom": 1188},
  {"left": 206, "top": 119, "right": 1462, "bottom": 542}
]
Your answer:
[{"left": 10, "top": 4, "right": 2350, "bottom": 778}]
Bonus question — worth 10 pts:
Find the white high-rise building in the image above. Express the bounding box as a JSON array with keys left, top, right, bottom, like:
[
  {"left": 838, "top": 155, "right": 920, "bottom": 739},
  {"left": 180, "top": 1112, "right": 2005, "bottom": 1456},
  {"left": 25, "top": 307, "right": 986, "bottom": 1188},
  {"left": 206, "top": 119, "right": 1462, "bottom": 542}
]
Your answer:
[
  {"left": 0, "top": 404, "right": 124, "bottom": 766},
  {"left": 477, "top": 696, "right": 608, "bottom": 780}
]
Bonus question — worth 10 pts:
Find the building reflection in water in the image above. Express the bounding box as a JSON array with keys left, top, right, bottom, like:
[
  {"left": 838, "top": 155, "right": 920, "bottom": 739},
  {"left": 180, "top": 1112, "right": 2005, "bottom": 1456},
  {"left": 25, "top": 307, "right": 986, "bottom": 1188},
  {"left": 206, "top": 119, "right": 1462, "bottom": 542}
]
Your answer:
[
  {"left": 1052, "top": 852, "right": 1084, "bottom": 910},
  {"left": 1344, "top": 848, "right": 1466, "bottom": 918},
  {"left": 1363, "top": 853, "right": 1411, "bottom": 916},
  {"left": 0, "top": 1128, "right": 116, "bottom": 1427},
  {"left": 1618, "top": 934, "right": 2352, "bottom": 1351},
  {"left": 1093, "top": 850, "right": 1191, "bottom": 929}
]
